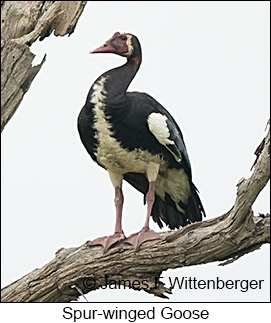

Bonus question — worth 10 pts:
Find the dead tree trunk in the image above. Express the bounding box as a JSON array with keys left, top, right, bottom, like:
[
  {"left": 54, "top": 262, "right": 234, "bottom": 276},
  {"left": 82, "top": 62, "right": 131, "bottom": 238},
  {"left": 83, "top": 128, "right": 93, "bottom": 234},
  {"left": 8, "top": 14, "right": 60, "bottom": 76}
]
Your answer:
[
  {"left": 1, "top": 123, "right": 270, "bottom": 302},
  {"left": 1, "top": 1, "right": 87, "bottom": 132}
]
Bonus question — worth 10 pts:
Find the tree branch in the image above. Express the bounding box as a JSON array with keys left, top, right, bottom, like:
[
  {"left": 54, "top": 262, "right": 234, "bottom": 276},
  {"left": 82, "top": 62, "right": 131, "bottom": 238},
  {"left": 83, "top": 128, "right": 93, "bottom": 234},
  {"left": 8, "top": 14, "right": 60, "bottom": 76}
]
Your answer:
[
  {"left": 1, "top": 1, "right": 87, "bottom": 132},
  {"left": 1, "top": 124, "right": 270, "bottom": 302}
]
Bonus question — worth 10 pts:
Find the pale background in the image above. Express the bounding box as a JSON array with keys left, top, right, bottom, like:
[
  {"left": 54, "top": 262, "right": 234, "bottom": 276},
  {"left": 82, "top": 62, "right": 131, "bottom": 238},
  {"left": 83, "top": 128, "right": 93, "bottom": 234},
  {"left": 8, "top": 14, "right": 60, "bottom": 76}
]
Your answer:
[{"left": 1, "top": 1, "right": 270, "bottom": 302}]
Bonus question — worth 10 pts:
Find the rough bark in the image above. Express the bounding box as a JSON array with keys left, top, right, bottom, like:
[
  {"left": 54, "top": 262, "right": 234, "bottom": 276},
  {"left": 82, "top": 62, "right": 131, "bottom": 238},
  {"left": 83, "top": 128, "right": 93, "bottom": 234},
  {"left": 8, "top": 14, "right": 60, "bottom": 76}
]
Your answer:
[
  {"left": 1, "top": 123, "right": 270, "bottom": 302},
  {"left": 1, "top": 1, "right": 87, "bottom": 132}
]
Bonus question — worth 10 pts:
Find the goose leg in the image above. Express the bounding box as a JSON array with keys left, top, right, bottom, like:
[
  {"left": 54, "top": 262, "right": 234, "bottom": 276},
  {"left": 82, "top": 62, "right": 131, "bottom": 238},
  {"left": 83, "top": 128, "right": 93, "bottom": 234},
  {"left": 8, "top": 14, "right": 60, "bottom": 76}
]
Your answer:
[
  {"left": 89, "top": 186, "right": 125, "bottom": 252},
  {"left": 125, "top": 163, "right": 160, "bottom": 251},
  {"left": 125, "top": 182, "right": 159, "bottom": 251}
]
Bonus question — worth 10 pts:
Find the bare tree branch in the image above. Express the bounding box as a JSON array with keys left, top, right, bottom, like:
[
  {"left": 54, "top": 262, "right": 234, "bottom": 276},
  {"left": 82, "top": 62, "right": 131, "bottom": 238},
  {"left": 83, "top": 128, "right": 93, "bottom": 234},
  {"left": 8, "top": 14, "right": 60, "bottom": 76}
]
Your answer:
[
  {"left": 1, "top": 1, "right": 87, "bottom": 132},
  {"left": 1, "top": 124, "right": 270, "bottom": 302}
]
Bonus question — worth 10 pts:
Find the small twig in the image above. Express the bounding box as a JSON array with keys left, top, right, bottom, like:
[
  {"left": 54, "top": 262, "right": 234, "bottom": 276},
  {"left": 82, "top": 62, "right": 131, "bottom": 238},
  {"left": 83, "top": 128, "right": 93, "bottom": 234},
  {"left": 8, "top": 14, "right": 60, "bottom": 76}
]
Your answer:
[
  {"left": 250, "top": 120, "right": 270, "bottom": 171},
  {"left": 72, "top": 285, "right": 89, "bottom": 302}
]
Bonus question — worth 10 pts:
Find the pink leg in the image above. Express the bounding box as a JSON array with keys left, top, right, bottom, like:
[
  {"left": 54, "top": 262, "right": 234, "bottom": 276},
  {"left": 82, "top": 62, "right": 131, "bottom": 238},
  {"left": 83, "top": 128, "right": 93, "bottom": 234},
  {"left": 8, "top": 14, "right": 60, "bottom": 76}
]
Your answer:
[
  {"left": 125, "top": 182, "right": 159, "bottom": 251},
  {"left": 89, "top": 187, "right": 125, "bottom": 252}
]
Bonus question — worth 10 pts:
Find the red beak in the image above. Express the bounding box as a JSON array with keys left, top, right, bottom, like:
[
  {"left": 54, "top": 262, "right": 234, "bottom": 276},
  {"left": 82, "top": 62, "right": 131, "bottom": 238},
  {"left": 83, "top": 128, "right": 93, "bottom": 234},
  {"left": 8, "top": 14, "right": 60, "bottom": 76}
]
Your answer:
[
  {"left": 90, "top": 32, "right": 121, "bottom": 54},
  {"left": 90, "top": 43, "right": 116, "bottom": 54}
]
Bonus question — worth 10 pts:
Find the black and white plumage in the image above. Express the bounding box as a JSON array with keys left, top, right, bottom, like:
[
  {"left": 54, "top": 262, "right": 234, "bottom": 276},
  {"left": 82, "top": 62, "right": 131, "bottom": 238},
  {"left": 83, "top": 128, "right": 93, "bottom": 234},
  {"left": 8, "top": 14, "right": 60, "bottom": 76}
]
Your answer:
[{"left": 78, "top": 32, "right": 205, "bottom": 251}]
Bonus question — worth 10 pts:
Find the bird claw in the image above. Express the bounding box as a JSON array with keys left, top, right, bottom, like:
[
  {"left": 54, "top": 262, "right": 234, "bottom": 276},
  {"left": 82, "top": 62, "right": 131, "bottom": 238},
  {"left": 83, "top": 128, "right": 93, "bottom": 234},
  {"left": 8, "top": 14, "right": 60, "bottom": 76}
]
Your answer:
[
  {"left": 125, "top": 227, "right": 159, "bottom": 251},
  {"left": 88, "top": 232, "right": 125, "bottom": 252}
]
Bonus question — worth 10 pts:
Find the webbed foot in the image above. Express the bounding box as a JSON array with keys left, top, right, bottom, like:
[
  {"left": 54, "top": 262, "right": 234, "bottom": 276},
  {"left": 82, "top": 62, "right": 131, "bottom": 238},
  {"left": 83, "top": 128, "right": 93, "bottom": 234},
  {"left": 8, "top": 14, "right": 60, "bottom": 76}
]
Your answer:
[
  {"left": 88, "top": 231, "right": 125, "bottom": 252},
  {"left": 125, "top": 226, "right": 159, "bottom": 251}
]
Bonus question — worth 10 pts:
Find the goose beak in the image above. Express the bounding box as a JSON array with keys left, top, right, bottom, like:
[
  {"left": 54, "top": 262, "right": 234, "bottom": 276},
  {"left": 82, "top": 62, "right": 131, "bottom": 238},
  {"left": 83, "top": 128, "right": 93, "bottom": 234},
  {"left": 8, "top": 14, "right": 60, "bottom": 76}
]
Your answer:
[{"left": 90, "top": 43, "right": 116, "bottom": 54}]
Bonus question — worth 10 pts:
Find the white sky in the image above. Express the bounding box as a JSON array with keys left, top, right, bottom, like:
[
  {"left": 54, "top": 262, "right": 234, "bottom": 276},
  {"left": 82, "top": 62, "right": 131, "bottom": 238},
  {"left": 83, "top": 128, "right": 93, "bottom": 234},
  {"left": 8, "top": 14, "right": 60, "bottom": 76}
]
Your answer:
[{"left": 1, "top": 1, "right": 270, "bottom": 302}]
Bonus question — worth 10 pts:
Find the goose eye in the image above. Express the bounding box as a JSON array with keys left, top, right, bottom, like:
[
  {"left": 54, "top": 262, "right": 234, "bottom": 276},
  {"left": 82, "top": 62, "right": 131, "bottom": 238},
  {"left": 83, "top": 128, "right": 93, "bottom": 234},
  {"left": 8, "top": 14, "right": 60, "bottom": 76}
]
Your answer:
[{"left": 121, "top": 36, "right": 127, "bottom": 41}]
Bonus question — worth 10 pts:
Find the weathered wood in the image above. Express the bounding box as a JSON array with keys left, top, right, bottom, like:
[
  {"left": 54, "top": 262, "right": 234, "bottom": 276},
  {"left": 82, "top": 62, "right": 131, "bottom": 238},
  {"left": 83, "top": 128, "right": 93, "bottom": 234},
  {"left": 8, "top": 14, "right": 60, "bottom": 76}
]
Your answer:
[
  {"left": 1, "top": 1, "right": 87, "bottom": 131},
  {"left": 1, "top": 125, "right": 270, "bottom": 302}
]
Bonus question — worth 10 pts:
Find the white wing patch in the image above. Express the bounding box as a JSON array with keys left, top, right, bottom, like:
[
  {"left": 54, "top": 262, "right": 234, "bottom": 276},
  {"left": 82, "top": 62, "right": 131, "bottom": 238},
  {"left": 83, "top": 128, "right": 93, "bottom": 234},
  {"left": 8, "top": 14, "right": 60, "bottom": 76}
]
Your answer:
[
  {"left": 147, "top": 112, "right": 182, "bottom": 163},
  {"left": 147, "top": 113, "right": 174, "bottom": 146}
]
